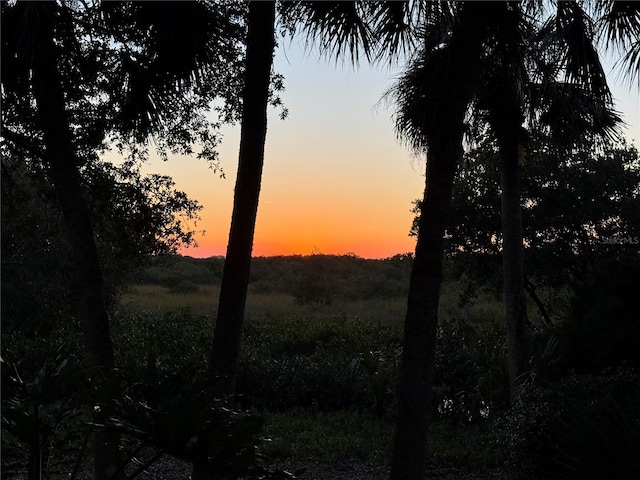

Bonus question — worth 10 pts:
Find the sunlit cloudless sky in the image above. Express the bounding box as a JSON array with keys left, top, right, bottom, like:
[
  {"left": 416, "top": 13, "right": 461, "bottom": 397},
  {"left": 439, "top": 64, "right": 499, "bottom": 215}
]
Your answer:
[{"left": 133, "top": 35, "right": 639, "bottom": 260}]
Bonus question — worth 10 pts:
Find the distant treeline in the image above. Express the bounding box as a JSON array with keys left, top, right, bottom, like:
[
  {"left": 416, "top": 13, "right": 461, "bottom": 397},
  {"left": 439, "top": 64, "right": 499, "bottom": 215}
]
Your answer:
[{"left": 133, "top": 253, "right": 415, "bottom": 304}]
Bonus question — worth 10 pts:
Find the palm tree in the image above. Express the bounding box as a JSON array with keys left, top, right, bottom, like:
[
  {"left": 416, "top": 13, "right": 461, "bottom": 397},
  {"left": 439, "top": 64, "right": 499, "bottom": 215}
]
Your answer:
[
  {"left": 195, "top": 2, "right": 276, "bottom": 477},
  {"left": 387, "top": 1, "right": 634, "bottom": 475},
  {"left": 400, "top": 0, "right": 628, "bottom": 408},
  {"left": 385, "top": 4, "right": 507, "bottom": 477},
  {"left": 207, "top": 1, "right": 276, "bottom": 397},
  {"left": 288, "top": 2, "right": 518, "bottom": 476},
  {"left": 481, "top": 1, "right": 625, "bottom": 398}
]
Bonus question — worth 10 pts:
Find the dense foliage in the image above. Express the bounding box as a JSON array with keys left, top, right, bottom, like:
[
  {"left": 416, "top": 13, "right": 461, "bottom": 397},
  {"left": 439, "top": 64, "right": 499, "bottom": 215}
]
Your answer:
[
  {"left": 1, "top": 152, "right": 203, "bottom": 333},
  {"left": 134, "top": 253, "right": 414, "bottom": 304},
  {"left": 1, "top": 0, "right": 246, "bottom": 161},
  {"left": 496, "top": 369, "right": 640, "bottom": 478},
  {"left": 4, "top": 248, "right": 640, "bottom": 477},
  {"left": 413, "top": 138, "right": 640, "bottom": 299}
]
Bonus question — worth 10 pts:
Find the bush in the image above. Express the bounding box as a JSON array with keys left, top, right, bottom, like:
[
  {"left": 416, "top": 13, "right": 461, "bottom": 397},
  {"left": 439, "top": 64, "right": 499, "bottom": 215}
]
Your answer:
[
  {"left": 1, "top": 349, "right": 299, "bottom": 480},
  {"left": 433, "top": 318, "right": 509, "bottom": 423},
  {"left": 560, "top": 257, "right": 640, "bottom": 373},
  {"left": 237, "top": 316, "right": 401, "bottom": 412},
  {"left": 348, "top": 339, "right": 400, "bottom": 418},
  {"left": 101, "top": 363, "right": 299, "bottom": 479},
  {"left": 494, "top": 369, "right": 640, "bottom": 477},
  {"left": 237, "top": 310, "right": 511, "bottom": 420},
  {"left": 1, "top": 351, "right": 88, "bottom": 478},
  {"left": 111, "top": 308, "right": 212, "bottom": 369}
]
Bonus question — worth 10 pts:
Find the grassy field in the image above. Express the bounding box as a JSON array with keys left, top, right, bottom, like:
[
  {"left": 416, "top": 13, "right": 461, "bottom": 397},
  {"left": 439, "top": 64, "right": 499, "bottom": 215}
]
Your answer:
[
  {"left": 114, "top": 282, "right": 509, "bottom": 473},
  {"left": 120, "top": 283, "right": 408, "bottom": 324}
]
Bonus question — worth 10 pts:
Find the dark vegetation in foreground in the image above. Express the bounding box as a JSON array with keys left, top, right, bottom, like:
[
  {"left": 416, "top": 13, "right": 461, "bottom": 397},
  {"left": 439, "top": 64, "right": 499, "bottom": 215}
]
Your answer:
[{"left": 3, "top": 254, "right": 640, "bottom": 479}]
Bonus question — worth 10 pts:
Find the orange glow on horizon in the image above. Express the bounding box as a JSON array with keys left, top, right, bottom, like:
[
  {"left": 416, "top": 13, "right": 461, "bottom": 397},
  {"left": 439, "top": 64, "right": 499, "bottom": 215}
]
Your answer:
[{"left": 179, "top": 228, "right": 417, "bottom": 259}]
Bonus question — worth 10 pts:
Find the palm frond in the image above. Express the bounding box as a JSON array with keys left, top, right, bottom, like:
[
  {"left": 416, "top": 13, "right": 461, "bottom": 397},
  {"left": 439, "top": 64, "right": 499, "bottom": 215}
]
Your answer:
[
  {"left": 282, "top": 0, "right": 373, "bottom": 65},
  {"left": 596, "top": 0, "right": 640, "bottom": 46},
  {"left": 595, "top": 0, "right": 640, "bottom": 85},
  {"left": 384, "top": 45, "right": 452, "bottom": 154},
  {"left": 98, "top": 0, "right": 244, "bottom": 139},
  {"left": 530, "top": 81, "right": 623, "bottom": 147},
  {"left": 554, "top": 2, "right": 611, "bottom": 97},
  {"left": 367, "top": 0, "right": 456, "bottom": 64},
  {"left": 368, "top": 1, "right": 413, "bottom": 63},
  {"left": 618, "top": 38, "right": 640, "bottom": 84}
]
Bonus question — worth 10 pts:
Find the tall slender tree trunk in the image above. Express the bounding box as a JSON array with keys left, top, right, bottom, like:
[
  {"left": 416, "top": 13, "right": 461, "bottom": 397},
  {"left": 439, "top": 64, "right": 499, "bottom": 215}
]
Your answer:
[
  {"left": 208, "top": 0, "right": 276, "bottom": 398},
  {"left": 483, "top": 6, "right": 532, "bottom": 401},
  {"left": 390, "top": 4, "right": 498, "bottom": 478},
  {"left": 30, "top": 8, "right": 119, "bottom": 480},
  {"left": 391, "top": 137, "right": 461, "bottom": 480},
  {"left": 499, "top": 136, "right": 530, "bottom": 400},
  {"left": 193, "top": 4, "right": 275, "bottom": 479}
]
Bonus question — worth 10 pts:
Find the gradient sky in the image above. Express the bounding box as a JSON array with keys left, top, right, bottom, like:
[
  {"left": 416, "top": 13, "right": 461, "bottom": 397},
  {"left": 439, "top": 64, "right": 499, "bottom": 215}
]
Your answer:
[{"left": 136, "top": 38, "right": 639, "bottom": 260}]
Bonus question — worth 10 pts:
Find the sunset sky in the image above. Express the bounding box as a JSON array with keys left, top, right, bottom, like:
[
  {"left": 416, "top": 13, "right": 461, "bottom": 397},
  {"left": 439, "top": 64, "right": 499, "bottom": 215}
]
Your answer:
[{"left": 135, "top": 38, "right": 639, "bottom": 260}]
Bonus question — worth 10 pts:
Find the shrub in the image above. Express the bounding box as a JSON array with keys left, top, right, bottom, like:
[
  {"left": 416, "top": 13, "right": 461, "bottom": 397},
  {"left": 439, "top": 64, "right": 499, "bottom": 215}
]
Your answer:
[
  {"left": 494, "top": 369, "right": 640, "bottom": 477},
  {"left": 1, "top": 350, "right": 299, "bottom": 480},
  {"left": 1, "top": 351, "right": 88, "bottom": 479},
  {"left": 433, "top": 318, "right": 509, "bottom": 423},
  {"left": 111, "top": 308, "right": 212, "bottom": 369},
  {"left": 560, "top": 257, "right": 640, "bottom": 373},
  {"left": 237, "top": 317, "right": 401, "bottom": 412},
  {"left": 348, "top": 328, "right": 401, "bottom": 418},
  {"left": 101, "top": 363, "right": 299, "bottom": 479}
]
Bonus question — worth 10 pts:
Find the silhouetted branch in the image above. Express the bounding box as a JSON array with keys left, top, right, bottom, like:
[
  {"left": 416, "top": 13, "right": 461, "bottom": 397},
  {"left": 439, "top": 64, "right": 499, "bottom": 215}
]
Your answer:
[
  {"left": 525, "top": 278, "right": 553, "bottom": 327},
  {"left": 1, "top": 127, "right": 45, "bottom": 159}
]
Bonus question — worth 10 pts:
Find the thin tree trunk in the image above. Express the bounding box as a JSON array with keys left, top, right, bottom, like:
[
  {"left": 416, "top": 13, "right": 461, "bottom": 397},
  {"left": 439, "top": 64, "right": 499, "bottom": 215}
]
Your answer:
[
  {"left": 193, "top": 3, "right": 275, "bottom": 479},
  {"left": 485, "top": 69, "right": 531, "bottom": 403},
  {"left": 209, "top": 0, "right": 276, "bottom": 398},
  {"left": 30, "top": 13, "right": 119, "bottom": 480},
  {"left": 499, "top": 138, "right": 530, "bottom": 400},
  {"left": 484, "top": 14, "right": 532, "bottom": 402}
]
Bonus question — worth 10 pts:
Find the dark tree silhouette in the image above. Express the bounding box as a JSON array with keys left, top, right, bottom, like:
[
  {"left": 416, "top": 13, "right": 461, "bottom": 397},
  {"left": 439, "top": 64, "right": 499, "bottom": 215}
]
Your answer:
[
  {"left": 208, "top": 0, "right": 276, "bottom": 397},
  {"left": 479, "top": 5, "right": 532, "bottom": 400},
  {"left": 196, "top": 6, "right": 276, "bottom": 476},
  {"left": 2, "top": 3, "right": 120, "bottom": 478},
  {"left": 477, "top": 0, "right": 627, "bottom": 398},
  {"left": 404, "top": 0, "right": 630, "bottom": 406},
  {"left": 2, "top": 2, "right": 244, "bottom": 478},
  {"left": 386, "top": 5, "right": 501, "bottom": 477}
]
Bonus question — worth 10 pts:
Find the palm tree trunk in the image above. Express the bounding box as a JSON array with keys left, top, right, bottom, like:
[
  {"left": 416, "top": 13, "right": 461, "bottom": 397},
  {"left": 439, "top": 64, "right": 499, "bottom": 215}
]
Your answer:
[
  {"left": 391, "top": 139, "right": 460, "bottom": 480},
  {"left": 193, "top": 4, "right": 275, "bottom": 479},
  {"left": 30, "top": 16, "right": 119, "bottom": 480},
  {"left": 390, "top": 4, "right": 499, "bottom": 478},
  {"left": 208, "top": 0, "right": 276, "bottom": 398},
  {"left": 499, "top": 138, "right": 530, "bottom": 400}
]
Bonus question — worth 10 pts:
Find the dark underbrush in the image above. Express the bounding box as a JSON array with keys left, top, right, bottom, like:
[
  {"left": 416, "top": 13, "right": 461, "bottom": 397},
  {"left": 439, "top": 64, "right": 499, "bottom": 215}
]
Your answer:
[{"left": 3, "top": 261, "right": 640, "bottom": 479}]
